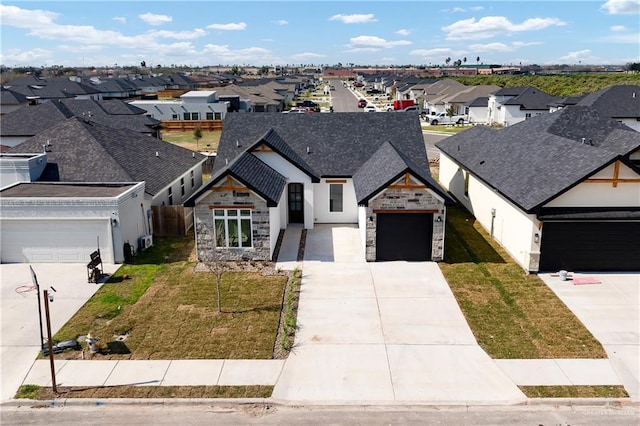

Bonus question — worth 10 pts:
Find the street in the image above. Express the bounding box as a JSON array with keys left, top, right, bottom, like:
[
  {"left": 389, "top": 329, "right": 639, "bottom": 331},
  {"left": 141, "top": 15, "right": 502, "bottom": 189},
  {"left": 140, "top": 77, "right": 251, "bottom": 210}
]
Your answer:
[{"left": 2, "top": 403, "right": 639, "bottom": 425}]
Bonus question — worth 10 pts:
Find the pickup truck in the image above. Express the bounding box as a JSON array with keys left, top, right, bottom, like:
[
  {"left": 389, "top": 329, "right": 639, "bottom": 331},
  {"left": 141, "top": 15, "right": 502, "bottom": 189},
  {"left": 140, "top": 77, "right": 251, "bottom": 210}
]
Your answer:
[{"left": 427, "top": 112, "right": 467, "bottom": 125}]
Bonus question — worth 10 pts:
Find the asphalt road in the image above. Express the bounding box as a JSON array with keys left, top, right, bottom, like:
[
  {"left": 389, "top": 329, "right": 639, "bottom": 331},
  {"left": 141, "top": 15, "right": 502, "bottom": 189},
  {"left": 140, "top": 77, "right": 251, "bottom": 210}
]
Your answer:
[
  {"left": 324, "top": 79, "right": 362, "bottom": 112},
  {"left": 2, "top": 403, "right": 638, "bottom": 425}
]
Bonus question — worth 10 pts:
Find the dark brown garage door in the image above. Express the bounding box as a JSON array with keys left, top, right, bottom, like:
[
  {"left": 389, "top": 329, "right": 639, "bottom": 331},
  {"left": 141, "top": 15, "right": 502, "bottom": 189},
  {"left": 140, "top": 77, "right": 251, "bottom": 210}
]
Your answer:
[
  {"left": 539, "top": 221, "right": 640, "bottom": 272},
  {"left": 376, "top": 213, "right": 433, "bottom": 261}
]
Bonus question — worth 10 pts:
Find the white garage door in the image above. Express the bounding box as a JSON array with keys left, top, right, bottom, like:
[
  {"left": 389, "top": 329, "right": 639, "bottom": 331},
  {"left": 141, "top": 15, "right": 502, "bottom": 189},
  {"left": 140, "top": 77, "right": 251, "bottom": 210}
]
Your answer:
[{"left": 1, "top": 220, "right": 113, "bottom": 263}]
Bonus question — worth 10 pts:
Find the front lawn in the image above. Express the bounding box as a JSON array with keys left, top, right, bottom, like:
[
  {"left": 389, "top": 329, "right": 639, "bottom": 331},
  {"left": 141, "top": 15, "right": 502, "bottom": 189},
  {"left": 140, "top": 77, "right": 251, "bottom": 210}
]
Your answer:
[
  {"left": 53, "top": 234, "right": 289, "bottom": 360},
  {"left": 440, "top": 204, "right": 607, "bottom": 359},
  {"left": 162, "top": 131, "right": 221, "bottom": 152}
]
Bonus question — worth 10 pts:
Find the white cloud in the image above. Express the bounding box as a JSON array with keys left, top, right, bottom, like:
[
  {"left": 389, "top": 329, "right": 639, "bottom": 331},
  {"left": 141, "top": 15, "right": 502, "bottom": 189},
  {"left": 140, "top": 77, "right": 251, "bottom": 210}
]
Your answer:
[
  {"left": 409, "top": 48, "right": 466, "bottom": 63},
  {"left": 558, "top": 49, "right": 594, "bottom": 61},
  {"left": 443, "top": 6, "right": 485, "bottom": 13},
  {"left": 273, "top": 20, "right": 288, "bottom": 25},
  {"left": 611, "top": 25, "right": 627, "bottom": 31},
  {"left": 329, "top": 14, "right": 377, "bottom": 24},
  {"left": 207, "top": 22, "right": 247, "bottom": 31},
  {"left": 601, "top": 0, "right": 640, "bottom": 15},
  {"left": 0, "top": 47, "right": 53, "bottom": 65},
  {"left": 470, "top": 6, "right": 485, "bottom": 11},
  {"left": 396, "top": 29, "right": 410, "bottom": 36},
  {"left": 113, "top": 16, "right": 126, "bottom": 24},
  {"left": 468, "top": 41, "right": 541, "bottom": 53},
  {"left": 201, "top": 44, "right": 277, "bottom": 63},
  {"left": 442, "top": 16, "right": 566, "bottom": 40},
  {"left": 292, "top": 52, "right": 326, "bottom": 59},
  {"left": 602, "top": 32, "right": 640, "bottom": 42},
  {"left": 346, "top": 35, "right": 411, "bottom": 52},
  {"left": 149, "top": 29, "right": 206, "bottom": 40},
  {"left": 139, "top": 13, "right": 172, "bottom": 26},
  {"left": 0, "top": 4, "right": 58, "bottom": 27}
]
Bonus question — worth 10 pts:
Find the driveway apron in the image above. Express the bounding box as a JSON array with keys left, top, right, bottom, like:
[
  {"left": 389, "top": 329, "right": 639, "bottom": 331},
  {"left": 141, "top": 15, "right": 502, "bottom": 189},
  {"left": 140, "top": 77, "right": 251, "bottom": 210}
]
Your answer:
[{"left": 272, "top": 224, "right": 526, "bottom": 404}]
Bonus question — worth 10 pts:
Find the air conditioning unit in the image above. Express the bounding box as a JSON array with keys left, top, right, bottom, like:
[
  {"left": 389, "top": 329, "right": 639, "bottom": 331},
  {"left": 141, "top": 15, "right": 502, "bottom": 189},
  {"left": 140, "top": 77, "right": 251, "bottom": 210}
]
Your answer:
[{"left": 139, "top": 235, "right": 153, "bottom": 251}]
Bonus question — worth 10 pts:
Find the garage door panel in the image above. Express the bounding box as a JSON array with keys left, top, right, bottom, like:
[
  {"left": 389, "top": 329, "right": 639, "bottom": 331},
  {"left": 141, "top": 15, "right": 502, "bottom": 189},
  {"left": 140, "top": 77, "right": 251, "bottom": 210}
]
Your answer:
[
  {"left": 376, "top": 213, "right": 433, "bottom": 261},
  {"left": 539, "top": 221, "right": 640, "bottom": 272},
  {"left": 1, "top": 220, "right": 112, "bottom": 264}
]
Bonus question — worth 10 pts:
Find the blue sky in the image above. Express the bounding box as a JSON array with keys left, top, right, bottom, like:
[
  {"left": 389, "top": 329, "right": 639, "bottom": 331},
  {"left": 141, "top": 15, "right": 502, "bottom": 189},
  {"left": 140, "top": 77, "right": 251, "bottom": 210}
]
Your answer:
[{"left": 1, "top": 1, "right": 638, "bottom": 68}]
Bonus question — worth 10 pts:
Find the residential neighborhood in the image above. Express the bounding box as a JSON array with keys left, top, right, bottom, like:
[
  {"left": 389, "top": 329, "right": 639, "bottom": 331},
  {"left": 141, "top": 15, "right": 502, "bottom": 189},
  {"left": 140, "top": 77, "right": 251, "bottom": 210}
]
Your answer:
[{"left": 0, "top": 66, "right": 639, "bottom": 414}]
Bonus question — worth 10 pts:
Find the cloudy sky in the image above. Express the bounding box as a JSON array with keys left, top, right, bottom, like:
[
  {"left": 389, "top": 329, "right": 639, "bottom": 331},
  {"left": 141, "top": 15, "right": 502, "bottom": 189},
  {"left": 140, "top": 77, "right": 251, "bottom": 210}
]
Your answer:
[{"left": 1, "top": 0, "right": 638, "bottom": 68}]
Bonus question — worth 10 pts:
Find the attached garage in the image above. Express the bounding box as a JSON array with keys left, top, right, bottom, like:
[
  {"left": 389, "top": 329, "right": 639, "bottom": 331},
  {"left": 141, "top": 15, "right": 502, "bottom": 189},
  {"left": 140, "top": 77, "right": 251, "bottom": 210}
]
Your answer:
[
  {"left": 376, "top": 212, "right": 433, "bottom": 261},
  {"left": 1, "top": 219, "right": 112, "bottom": 264},
  {"left": 539, "top": 221, "right": 640, "bottom": 272},
  {"left": 0, "top": 182, "right": 148, "bottom": 265}
]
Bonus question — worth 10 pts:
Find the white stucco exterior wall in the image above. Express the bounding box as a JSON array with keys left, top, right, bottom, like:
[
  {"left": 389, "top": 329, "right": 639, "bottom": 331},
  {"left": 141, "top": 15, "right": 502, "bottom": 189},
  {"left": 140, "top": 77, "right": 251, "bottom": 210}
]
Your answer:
[
  {"left": 544, "top": 162, "right": 640, "bottom": 207},
  {"left": 269, "top": 207, "right": 281, "bottom": 260},
  {"left": 358, "top": 206, "right": 367, "bottom": 254},
  {"left": 313, "top": 179, "right": 358, "bottom": 223},
  {"left": 151, "top": 163, "right": 204, "bottom": 206},
  {"left": 618, "top": 118, "right": 640, "bottom": 132},
  {"left": 253, "top": 151, "right": 314, "bottom": 229},
  {"left": 439, "top": 153, "right": 540, "bottom": 271}
]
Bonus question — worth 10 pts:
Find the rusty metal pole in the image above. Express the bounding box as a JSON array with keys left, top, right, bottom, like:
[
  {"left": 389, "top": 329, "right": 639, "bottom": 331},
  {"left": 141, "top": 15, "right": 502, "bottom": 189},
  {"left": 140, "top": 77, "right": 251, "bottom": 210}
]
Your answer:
[{"left": 43, "top": 290, "right": 57, "bottom": 394}]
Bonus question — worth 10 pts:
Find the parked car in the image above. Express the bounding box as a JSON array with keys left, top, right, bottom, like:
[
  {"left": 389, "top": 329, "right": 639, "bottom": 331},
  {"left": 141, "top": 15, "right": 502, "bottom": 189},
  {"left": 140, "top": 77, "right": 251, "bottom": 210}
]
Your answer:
[
  {"left": 358, "top": 99, "right": 367, "bottom": 108},
  {"left": 398, "top": 106, "right": 418, "bottom": 113},
  {"left": 363, "top": 104, "right": 377, "bottom": 113},
  {"left": 384, "top": 103, "right": 394, "bottom": 111},
  {"left": 296, "top": 100, "right": 320, "bottom": 112},
  {"left": 353, "top": 82, "right": 365, "bottom": 87}
]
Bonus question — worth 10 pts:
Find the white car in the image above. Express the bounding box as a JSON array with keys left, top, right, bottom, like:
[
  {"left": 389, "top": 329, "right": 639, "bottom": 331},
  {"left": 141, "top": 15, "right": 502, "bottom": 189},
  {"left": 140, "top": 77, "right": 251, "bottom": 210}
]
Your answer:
[{"left": 363, "top": 104, "right": 378, "bottom": 113}]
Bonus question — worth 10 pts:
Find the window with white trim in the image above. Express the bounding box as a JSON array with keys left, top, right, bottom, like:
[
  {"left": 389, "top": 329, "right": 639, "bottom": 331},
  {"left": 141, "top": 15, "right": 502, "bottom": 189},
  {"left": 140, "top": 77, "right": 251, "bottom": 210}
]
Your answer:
[
  {"left": 329, "top": 184, "right": 343, "bottom": 212},
  {"left": 190, "top": 170, "right": 195, "bottom": 188},
  {"left": 214, "top": 209, "right": 253, "bottom": 248}
]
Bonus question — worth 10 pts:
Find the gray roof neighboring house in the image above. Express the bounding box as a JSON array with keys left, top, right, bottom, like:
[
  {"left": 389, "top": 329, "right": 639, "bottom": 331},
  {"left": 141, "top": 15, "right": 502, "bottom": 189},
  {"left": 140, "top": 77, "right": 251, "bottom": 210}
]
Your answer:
[
  {"left": 501, "top": 86, "right": 559, "bottom": 110},
  {"left": 7, "top": 117, "right": 204, "bottom": 196},
  {"left": 446, "top": 85, "right": 502, "bottom": 104},
  {"left": 466, "top": 96, "right": 489, "bottom": 107},
  {"left": 1, "top": 99, "right": 160, "bottom": 137},
  {"left": 0, "top": 87, "right": 30, "bottom": 105},
  {"left": 436, "top": 106, "right": 640, "bottom": 213},
  {"left": 576, "top": 85, "right": 640, "bottom": 119}
]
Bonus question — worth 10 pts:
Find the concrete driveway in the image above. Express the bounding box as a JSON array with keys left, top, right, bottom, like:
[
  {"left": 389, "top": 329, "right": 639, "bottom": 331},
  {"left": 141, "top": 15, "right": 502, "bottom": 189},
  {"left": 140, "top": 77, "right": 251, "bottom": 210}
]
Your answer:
[
  {"left": 0, "top": 263, "right": 119, "bottom": 401},
  {"left": 539, "top": 272, "right": 640, "bottom": 400},
  {"left": 272, "top": 224, "right": 526, "bottom": 405}
]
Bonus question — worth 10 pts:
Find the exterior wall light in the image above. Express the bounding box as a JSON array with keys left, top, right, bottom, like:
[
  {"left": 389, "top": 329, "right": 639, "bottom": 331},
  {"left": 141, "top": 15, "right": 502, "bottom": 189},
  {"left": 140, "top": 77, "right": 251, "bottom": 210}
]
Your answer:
[{"left": 534, "top": 233, "right": 540, "bottom": 244}]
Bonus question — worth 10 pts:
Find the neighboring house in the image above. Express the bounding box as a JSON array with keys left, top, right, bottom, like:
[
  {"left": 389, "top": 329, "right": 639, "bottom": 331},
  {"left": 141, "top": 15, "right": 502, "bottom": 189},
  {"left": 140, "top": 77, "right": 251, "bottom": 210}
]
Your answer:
[
  {"left": 0, "top": 87, "right": 31, "bottom": 114},
  {"left": 0, "top": 98, "right": 161, "bottom": 147},
  {"left": 0, "top": 180, "right": 146, "bottom": 264},
  {"left": 487, "top": 86, "right": 558, "bottom": 126},
  {"left": 422, "top": 79, "right": 467, "bottom": 115},
  {"left": 574, "top": 85, "right": 640, "bottom": 132},
  {"left": 466, "top": 97, "right": 490, "bottom": 124},
  {"left": 185, "top": 113, "right": 453, "bottom": 263},
  {"left": 128, "top": 90, "right": 229, "bottom": 121},
  {"left": 7, "top": 117, "right": 206, "bottom": 207},
  {"left": 442, "top": 85, "right": 501, "bottom": 116},
  {"left": 437, "top": 106, "right": 640, "bottom": 273}
]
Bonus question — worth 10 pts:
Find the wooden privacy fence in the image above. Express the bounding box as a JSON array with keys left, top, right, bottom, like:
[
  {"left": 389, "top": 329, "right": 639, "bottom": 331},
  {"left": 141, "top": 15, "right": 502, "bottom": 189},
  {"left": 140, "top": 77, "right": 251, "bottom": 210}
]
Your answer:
[
  {"left": 151, "top": 206, "right": 194, "bottom": 237},
  {"left": 162, "top": 120, "right": 223, "bottom": 132}
]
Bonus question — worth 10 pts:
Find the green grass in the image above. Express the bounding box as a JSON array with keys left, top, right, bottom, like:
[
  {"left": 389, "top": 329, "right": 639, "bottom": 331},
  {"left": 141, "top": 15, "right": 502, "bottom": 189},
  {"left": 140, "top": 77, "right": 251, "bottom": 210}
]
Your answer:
[
  {"left": 15, "top": 384, "right": 273, "bottom": 399},
  {"left": 422, "top": 124, "right": 470, "bottom": 134},
  {"left": 440, "top": 204, "right": 607, "bottom": 359},
  {"left": 162, "top": 131, "right": 221, "bottom": 152},
  {"left": 53, "top": 234, "right": 288, "bottom": 360},
  {"left": 520, "top": 386, "right": 629, "bottom": 398},
  {"left": 280, "top": 268, "right": 301, "bottom": 351}
]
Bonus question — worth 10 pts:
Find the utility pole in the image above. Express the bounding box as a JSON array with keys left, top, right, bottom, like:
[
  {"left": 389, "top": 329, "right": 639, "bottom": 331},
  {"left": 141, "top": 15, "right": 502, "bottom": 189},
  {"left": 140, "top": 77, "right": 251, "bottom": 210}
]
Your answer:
[{"left": 44, "top": 289, "right": 57, "bottom": 394}]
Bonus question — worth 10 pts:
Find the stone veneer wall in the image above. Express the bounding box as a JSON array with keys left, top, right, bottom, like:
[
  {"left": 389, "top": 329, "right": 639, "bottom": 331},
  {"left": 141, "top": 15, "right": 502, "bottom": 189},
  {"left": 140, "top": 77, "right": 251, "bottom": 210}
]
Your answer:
[
  {"left": 365, "top": 187, "right": 446, "bottom": 262},
  {"left": 194, "top": 189, "right": 271, "bottom": 261}
]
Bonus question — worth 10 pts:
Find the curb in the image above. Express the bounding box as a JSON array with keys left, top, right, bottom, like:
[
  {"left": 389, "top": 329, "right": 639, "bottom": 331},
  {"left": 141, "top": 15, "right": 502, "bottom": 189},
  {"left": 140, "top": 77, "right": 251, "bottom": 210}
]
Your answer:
[{"left": 2, "top": 397, "right": 638, "bottom": 409}]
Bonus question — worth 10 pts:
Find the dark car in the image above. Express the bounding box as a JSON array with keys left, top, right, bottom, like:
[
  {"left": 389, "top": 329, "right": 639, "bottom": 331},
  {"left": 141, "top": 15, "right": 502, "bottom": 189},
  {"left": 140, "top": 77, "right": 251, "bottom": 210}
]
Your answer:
[
  {"left": 296, "top": 100, "right": 320, "bottom": 112},
  {"left": 358, "top": 99, "right": 367, "bottom": 108}
]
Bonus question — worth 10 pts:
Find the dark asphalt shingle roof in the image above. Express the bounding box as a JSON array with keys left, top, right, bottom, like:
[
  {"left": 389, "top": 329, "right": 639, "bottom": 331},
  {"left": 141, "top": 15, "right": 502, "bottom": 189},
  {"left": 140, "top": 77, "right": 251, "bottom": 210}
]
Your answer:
[
  {"left": 1, "top": 99, "right": 160, "bottom": 137},
  {"left": 501, "top": 86, "right": 559, "bottom": 110},
  {"left": 436, "top": 106, "right": 640, "bottom": 213},
  {"left": 251, "top": 128, "right": 319, "bottom": 181},
  {"left": 7, "top": 117, "right": 204, "bottom": 196},
  {"left": 214, "top": 112, "right": 432, "bottom": 177},
  {"left": 216, "top": 153, "right": 286, "bottom": 207},
  {"left": 466, "top": 96, "right": 489, "bottom": 107},
  {"left": 353, "top": 141, "right": 452, "bottom": 204},
  {"left": 576, "top": 85, "right": 640, "bottom": 118},
  {"left": 0, "top": 87, "right": 29, "bottom": 105}
]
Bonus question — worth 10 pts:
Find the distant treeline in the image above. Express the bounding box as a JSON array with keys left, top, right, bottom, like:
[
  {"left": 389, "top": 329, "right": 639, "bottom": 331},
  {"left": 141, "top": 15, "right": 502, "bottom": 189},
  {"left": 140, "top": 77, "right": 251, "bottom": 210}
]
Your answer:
[{"left": 451, "top": 74, "right": 640, "bottom": 97}]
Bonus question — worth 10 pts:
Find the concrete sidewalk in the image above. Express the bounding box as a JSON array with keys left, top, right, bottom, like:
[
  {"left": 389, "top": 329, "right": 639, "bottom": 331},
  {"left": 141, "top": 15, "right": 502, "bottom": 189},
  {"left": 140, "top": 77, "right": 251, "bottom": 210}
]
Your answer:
[
  {"left": 23, "top": 359, "right": 284, "bottom": 388},
  {"left": 275, "top": 224, "right": 303, "bottom": 271}
]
